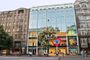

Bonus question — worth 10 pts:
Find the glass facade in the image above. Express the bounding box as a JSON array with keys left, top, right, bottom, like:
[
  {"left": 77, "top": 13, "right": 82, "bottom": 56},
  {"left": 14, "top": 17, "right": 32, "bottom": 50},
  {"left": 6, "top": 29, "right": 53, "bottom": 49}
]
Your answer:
[
  {"left": 29, "top": 3, "right": 78, "bottom": 56},
  {"left": 29, "top": 6, "right": 76, "bottom": 33}
]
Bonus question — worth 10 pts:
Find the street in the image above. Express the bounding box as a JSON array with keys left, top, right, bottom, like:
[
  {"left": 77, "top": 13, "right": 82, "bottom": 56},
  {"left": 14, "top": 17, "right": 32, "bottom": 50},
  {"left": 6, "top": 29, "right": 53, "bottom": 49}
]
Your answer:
[{"left": 0, "top": 56, "right": 90, "bottom": 60}]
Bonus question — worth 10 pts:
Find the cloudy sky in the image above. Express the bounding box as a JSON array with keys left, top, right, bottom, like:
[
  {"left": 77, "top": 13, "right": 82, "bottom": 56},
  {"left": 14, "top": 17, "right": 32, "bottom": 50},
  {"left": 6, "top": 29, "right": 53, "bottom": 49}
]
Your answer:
[{"left": 0, "top": 0, "right": 76, "bottom": 11}]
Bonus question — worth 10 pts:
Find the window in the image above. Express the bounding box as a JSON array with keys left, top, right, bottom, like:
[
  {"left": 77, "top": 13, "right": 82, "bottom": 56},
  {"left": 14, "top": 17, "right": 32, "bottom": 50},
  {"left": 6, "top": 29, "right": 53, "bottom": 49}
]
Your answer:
[
  {"left": 80, "top": 38, "right": 87, "bottom": 43},
  {"left": 69, "top": 6, "right": 72, "bottom": 8},
  {"left": 80, "top": 31, "right": 87, "bottom": 35},
  {"left": 57, "top": 7, "right": 60, "bottom": 9},
  {"left": 18, "top": 10, "right": 24, "bottom": 13},
  {"left": 86, "top": 16, "right": 90, "bottom": 20},
  {"left": 83, "top": 39, "right": 86, "bottom": 43},
  {"left": 40, "top": 9, "right": 43, "bottom": 10},
  {"left": 87, "top": 23, "right": 90, "bottom": 28},
  {"left": 48, "top": 8, "right": 51, "bottom": 10},
  {"left": 80, "top": 23, "right": 87, "bottom": 28},
  {"left": 65, "top": 6, "right": 68, "bottom": 8},
  {"left": 61, "top": 7, "right": 63, "bottom": 8},
  {"left": 78, "top": 16, "right": 86, "bottom": 20},
  {"left": 19, "top": 25, "right": 23, "bottom": 31},
  {"left": 82, "top": 4, "right": 87, "bottom": 8},
  {"left": 75, "top": 5, "right": 80, "bottom": 8},
  {"left": 88, "top": 38, "right": 90, "bottom": 43},
  {"left": 19, "top": 19, "right": 23, "bottom": 22}
]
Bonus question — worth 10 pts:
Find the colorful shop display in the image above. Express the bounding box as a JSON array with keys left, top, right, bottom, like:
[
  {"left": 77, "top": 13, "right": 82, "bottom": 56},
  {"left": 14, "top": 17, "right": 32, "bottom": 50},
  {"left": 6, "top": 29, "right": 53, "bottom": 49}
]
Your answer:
[
  {"left": 48, "top": 33, "right": 67, "bottom": 56},
  {"left": 67, "top": 25, "right": 77, "bottom": 36},
  {"left": 68, "top": 36, "right": 77, "bottom": 46},
  {"left": 49, "top": 37, "right": 62, "bottom": 46},
  {"left": 49, "top": 47, "right": 67, "bottom": 56},
  {"left": 68, "top": 36, "right": 78, "bottom": 55}
]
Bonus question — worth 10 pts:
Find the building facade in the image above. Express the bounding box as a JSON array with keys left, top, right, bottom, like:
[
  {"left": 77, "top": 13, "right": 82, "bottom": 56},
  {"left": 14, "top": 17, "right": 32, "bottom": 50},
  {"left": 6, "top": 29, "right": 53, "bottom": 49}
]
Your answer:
[
  {"left": 0, "top": 8, "right": 30, "bottom": 54},
  {"left": 29, "top": 3, "right": 79, "bottom": 56},
  {"left": 74, "top": 0, "right": 90, "bottom": 54},
  {"left": 27, "top": 28, "right": 44, "bottom": 55}
]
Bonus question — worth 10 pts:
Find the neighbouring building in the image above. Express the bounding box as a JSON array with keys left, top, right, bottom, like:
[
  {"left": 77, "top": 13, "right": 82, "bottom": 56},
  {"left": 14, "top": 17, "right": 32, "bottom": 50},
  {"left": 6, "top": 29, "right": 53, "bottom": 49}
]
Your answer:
[
  {"left": 74, "top": 0, "right": 90, "bottom": 54},
  {"left": 27, "top": 28, "right": 44, "bottom": 55},
  {"left": 0, "top": 8, "right": 30, "bottom": 54},
  {"left": 29, "top": 3, "right": 79, "bottom": 56}
]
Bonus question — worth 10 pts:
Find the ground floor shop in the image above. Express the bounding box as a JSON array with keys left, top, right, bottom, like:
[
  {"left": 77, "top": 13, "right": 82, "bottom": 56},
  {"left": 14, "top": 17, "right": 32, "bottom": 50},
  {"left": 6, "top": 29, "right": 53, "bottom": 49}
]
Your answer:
[
  {"left": 27, "top": 46, "right": 78, "bottom": 56},
  {"left": 49, "top": 47, "right": 67, "bottom": 56},
  {"left": 79, "top": 36, "right": 90, "bottom": 54},
  {"left": 27, "top": 47, "right": 36, "bottom": 56},
  {"left": 27, "top": 36, "right": 79, "bottom": 56}
]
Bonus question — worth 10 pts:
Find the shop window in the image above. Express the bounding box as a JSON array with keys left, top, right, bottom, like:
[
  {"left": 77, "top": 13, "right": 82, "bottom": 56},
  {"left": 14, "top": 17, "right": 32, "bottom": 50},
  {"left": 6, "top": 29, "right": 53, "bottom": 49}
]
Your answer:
[{"left": 32, "top": 42, "right": 34, "bottom": 46}]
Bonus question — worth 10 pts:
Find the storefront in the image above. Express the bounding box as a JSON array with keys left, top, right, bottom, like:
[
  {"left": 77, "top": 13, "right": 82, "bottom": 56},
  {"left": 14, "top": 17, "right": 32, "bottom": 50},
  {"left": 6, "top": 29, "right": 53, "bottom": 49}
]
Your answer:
[
  {"left": 29, "top": 4, "right": 78, "bottom": 56},
  {"left": 28, "top": 47, "right": 36, "bottom": 55},
  {"left": 38, "top": 47, "right": 46, "bottom": 56},
  {"left": 49, "top": 47, "right": 67, "bottom": 56},
  {"left": 68, "top": 36, "right": 78, "bottom": 55},
  {"left": 49, "top": 36, "right": 67, "bottom": 56}
]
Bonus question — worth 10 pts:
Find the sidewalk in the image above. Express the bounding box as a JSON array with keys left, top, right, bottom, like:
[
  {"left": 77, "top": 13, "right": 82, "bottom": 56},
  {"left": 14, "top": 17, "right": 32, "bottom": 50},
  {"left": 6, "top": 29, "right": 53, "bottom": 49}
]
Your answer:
[{"left": 0, "top": 54, "right": 90, "bottom": 57}]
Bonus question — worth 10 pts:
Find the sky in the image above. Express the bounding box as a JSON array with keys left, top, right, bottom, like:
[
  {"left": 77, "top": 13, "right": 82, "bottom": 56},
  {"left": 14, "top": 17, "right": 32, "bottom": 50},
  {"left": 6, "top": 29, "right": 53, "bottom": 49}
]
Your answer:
[{"left": 0, "top": 0, "right": 76, "bottom": 11}]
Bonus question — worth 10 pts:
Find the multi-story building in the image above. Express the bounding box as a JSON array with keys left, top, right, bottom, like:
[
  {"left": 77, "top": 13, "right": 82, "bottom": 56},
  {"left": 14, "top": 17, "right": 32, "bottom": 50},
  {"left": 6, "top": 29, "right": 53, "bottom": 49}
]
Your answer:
[
  {"left": 74, "top": 0, "right": 90, "bottom": 54},
  {"left": 27, "top": 28, "right": 44, "bottom": 55},
  {"left": 0, "top": 8, "right": 30, "bottom": 54},
  {"left": 29, "top": 3, "right": 78, "bottom": 56}
]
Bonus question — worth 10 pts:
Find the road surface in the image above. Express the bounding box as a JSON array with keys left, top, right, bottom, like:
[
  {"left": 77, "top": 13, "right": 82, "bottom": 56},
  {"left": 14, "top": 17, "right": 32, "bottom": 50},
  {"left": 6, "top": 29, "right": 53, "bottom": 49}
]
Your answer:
[{"left": 0, "top": 55, "right": 90, "bottom": 60}]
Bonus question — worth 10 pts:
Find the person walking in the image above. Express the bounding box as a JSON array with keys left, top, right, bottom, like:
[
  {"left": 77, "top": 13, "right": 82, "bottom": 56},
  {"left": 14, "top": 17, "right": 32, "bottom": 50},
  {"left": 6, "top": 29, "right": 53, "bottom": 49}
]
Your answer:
[
  {"left": 81, "top": 50, "right": 84, "bottom": 57},
  {"left": 84, "top": 50, "right": 87, "bottom": 57},
  {"left": 81, "top": 49, "right": 87, "bottom": 60}
]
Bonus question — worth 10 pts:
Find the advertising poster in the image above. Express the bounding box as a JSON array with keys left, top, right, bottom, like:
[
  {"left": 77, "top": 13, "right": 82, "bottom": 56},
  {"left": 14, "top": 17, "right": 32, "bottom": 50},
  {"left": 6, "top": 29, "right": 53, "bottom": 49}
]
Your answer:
[
  {"left": 49, "top": 36, "right": 66, "bottom": 47},
  {"left": 68, "top": 36, "right": 77, "bottom": 47},
  {"left": 68, "top": 36, "right": 78, "bottom": 55}
]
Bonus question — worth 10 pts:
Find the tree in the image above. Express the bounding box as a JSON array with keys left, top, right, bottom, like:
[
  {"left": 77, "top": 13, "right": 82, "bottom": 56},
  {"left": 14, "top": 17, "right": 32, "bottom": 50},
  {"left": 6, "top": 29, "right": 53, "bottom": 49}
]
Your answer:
[
  {"left": 38, "top": 27, "right": 60, "bottom": 55},
  {"left": 38, "top": 27, "right": 59, "bottom": 49},
  {"left": 0, "top": 25, "right": 13, "bottom": 51}
]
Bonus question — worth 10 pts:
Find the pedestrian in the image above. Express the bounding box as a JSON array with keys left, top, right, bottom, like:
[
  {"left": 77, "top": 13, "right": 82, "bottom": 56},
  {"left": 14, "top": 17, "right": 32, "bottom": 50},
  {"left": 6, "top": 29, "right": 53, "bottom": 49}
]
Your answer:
[
  {"left": 81, "top": 50, "right": 85, "bottom": 57},
  {"left": 62, "top": 52, "right": 64, "bottom": 57},
  {"left": 28, "top": 51, "right": 32, "bottom": 56},
  {"left": 44, "top": 51, "right": 48, "bottom": 56},
  {"left": 84, "top": 50, "right": 87, "bottom": 57},
  {"left": 56, "top": 52, "right": 59, "bottom": 56}
]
